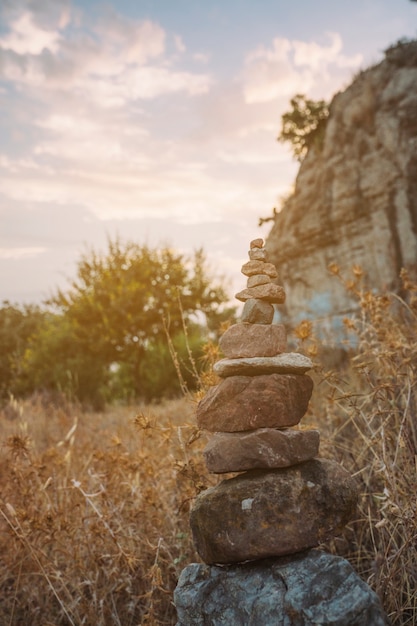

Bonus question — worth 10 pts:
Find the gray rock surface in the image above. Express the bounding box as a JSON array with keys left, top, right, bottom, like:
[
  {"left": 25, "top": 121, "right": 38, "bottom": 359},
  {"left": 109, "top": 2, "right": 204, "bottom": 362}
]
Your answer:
[
  {"left": 175, "top": 549, "right": 388, "bottom": 625},
  {"left": 196, "top": 374, "right": 313, "bottom": 432},
  {"left": 203, "top": 427, "right": 320, "bottom": 473},
  {"left": 213, "top": 353, "right": 313, "bottom": 377},
  {"left": 219, "top": 322, "right": 287, "bottom": 358},
  {"left": 190, "top": 459, "right": 358, "bottom": 564}
]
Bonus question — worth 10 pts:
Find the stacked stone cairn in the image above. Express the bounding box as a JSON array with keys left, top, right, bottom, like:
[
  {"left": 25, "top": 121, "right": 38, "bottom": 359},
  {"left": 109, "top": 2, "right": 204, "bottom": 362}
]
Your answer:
[{"left": 174, "top": 239, "right": 388, "bottom": 625}]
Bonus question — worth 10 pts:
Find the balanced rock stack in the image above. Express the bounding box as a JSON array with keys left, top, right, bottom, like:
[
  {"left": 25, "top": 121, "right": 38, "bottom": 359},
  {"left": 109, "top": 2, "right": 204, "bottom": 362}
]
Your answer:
[{"left": 174, "top": 239, "right": 388, "bottom": 625}]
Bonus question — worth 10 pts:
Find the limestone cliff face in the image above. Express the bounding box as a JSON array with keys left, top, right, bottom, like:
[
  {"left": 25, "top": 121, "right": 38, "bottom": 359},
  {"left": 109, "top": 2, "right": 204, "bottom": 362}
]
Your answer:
[{"left": 265, "top": 40, "right": 417, "bottom": 328}]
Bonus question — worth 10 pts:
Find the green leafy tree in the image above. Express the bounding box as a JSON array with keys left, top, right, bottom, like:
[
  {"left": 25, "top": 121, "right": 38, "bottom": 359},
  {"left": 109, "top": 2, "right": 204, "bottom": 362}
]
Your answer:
[
  {"left": 278, "top": 94, "right": 329, "bottom": 161},
  {"left": 22, "top": 239, "right": 234, "bottom": 406},
  {"left": 0, "top": 302, "right": 45, "bottom": 402}
]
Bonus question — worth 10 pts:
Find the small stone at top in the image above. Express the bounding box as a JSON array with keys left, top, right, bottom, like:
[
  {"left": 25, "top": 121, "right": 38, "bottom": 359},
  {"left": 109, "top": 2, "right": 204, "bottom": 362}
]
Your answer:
[
  {"left": 250, "top": 238, "right": 264, "bottom": 249},
  {"left": 249, "top": 247, "right": 267, "bottom": 262}
]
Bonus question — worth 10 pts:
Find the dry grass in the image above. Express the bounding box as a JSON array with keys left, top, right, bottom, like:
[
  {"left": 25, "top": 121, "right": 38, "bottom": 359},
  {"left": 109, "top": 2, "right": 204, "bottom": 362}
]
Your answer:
[
  {"left": 1, "top": 269, "right": 416, "bottom": 625},
  {"left": 0, "top": 394, "right": 214, "bottom": 626},
  {"left": 297, "top": 267, "right": 417, "bottom": 626}
]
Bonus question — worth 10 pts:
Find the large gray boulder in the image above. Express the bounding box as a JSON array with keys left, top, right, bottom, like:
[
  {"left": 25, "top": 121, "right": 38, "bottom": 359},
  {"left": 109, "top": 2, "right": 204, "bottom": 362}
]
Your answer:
[{"left": 174, "top": 549, "right": 389, "bottom": 625}]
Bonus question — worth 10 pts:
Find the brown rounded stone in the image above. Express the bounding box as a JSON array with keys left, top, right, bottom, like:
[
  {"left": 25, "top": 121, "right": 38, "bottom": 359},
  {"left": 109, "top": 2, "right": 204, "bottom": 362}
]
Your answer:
[
  {"left": 241, "top": 299, "right": 274, "bottom": 324},
  {"left": 219, "top": 322, "right": 287, "bottom": 358},
  {"left": 204, "top": 428, "right": 320, "bottom": 473},
  {"left": 196, "top": 374, "right": 313, "bottom": 432},
  {"left": 241, "top": 260, "right": 278, "bottom": 278},
  {"left": 250, "top": 238, "right": 264, "bottom": 248},
  {"left": 235, "top": 284, "right": 286, "bottom": 304},
  {"left": 248, "top": 247, "right": 267, "bottom": 261},
  {"left": 190, "top": 459, "right": 358, "bottom": 564},
  {"left": 247, "top": 274, "right": 272, "bottom": 288}
]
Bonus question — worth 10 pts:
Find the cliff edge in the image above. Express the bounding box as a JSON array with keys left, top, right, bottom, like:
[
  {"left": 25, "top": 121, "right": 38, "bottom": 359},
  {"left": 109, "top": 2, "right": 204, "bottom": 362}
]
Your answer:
[{"left": 265, "top": 40, "right": 417, "bottom": 330}]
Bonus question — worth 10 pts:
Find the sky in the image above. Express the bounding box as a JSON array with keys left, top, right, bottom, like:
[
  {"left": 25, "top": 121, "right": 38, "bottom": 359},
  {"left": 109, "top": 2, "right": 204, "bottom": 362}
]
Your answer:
[{"left": 1, "top": 0, "right": 416, "bottom": 305}]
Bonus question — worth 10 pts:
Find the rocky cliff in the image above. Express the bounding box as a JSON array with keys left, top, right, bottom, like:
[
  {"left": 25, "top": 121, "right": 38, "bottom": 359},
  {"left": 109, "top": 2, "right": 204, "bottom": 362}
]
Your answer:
[{"left": 265, "top": 39, "right": 417, "bottom": 333}]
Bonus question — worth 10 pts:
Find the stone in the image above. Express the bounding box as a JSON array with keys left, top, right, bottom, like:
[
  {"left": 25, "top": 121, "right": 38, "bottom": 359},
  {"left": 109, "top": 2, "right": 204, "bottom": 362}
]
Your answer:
[
  {"left": 241, "top": 260, "right": 278, "bottom": 278},
  {"left": 174, "top": 549, "right": 389, "bottom": 626},
  {"left": 235, "top": 283, "right": 286, "bottom": 303},
  {"left": 249, "top": 247, "right": 267, "bottom": 261},
  {"left": 241, "top": 299, "right": 274, "bottom": 324},
  {"left": 250, "top": 238, "right": 264, "bottom": 248},
  {"left": 196, "top": 374, "right": 313, "bottom": 432},
  {"left": 189, "top": 459, "right": 358, "bottom": 564},
  {"left": 219, "top": 322, "right": 287, "bottom": 358},
  {"left": 247, "top": 273, "right": 272, "bottom": 287},
  {"left": 214, "top": 353, "right": 313, "bottom": 377},
  {"left": 204, "top": 428, "right": 320, "bottom": 473}
]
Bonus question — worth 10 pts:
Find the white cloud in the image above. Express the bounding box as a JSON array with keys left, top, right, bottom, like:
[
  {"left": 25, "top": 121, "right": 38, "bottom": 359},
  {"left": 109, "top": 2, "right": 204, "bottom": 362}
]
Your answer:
[
  {"left": 0, "top": 12, "right": 61, "bottom": 54},
  {"left": 0, "top": 6, "right": 212, "bottom": 104},
  {"left": 243, "top": 32, "right": 363, "bottom": 104},
  {"left": 174, "top": 34, "right": 186, "bottom": 54},
  {"left": 0, "top": 247, "right": 46, "bottom": 259}
]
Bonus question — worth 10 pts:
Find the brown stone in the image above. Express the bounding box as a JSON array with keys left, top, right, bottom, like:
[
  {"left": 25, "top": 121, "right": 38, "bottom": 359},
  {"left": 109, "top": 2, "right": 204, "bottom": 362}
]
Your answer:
[
  {"left": 241, "top": 299, "right": 274, "bottom": 324},
  {"left": 247, "top": 274, "right": 272, "bottom": 288},
  {"left": 204, "top": 428, "right": 320, "bottom": 473},
  {"left": 241, "top": 260, "right": 278, "bottom": 278},
  {"left": 235, "top": 284, "right": 286, "bottom": 304},
  {"left": 196, "top": 374, "right": 313, "bottom": 432},
  {"left": 213, "top": 353, "right": 312, "bottom": 377},
  {"left": 249, "top": 247, "right": 267, "bottom": 261},
  {"left": 250, "top": 238, "right": 264, "bottom": 248},
  {"left": 190, "top": 459, "right": 358, "bottom": 564},
  {"left": 219, "top": 323, "right": 287, "bottom": 358}
]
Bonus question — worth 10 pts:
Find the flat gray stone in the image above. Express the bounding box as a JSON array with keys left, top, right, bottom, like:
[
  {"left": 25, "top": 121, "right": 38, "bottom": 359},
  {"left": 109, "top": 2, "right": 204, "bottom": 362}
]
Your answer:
[
  {"left": 236, "top": 283, "right": 286, "bottom": 303},
  {"left": 219, "top": 323, "right": 287, "bottom": 358},
  {"left": 241, "top": 299, "right": 274, "bottom": 324},
  {"left": 214, "top": 353, "right": 313, "bottom": 377},
  {"left": 190, "top": 459, "right": 358, "bottom": 565},
  {"left": 204, "top": 428, "right": 320, "bottom": 473},
  {"left": 174, "top": 549, "right": 389, "bottom": 625},
  {"left": 196, "top": 374, "right": 313, "bottom": 432}
]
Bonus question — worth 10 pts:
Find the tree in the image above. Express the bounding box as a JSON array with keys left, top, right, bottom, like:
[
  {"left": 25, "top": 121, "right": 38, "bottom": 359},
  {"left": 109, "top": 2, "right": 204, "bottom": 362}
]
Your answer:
[
  {"left": 0, "top": 302, "right": 45, "bottom": 402},
  {"left": 22, "top": 239, "right": 234, "bottom": 406},
  {"left": 278, "top": 94, "right": 329, "bottom": 161}
]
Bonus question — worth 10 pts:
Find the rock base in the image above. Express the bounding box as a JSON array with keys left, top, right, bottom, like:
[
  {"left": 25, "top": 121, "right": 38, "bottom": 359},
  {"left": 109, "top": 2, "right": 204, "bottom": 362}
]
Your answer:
[{"left": 174, "top": 549, "right": 389, "bottom": 626}]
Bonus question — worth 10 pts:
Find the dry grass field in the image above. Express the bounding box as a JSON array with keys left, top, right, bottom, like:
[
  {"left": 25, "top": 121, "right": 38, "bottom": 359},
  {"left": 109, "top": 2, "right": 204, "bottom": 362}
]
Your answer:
[{"left": 1, "top": 269, "right": 416, "bottom": 625}]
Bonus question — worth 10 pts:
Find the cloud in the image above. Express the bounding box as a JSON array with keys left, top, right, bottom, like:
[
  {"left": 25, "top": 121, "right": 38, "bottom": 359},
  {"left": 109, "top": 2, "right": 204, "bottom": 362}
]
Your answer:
[
  {"left": 0, "top": 246, "right": 46, "bottom": 259},
  {"left": 242, "top": 32, "right": 363, "bottom": 104},
  {"left": 0, "top": 4, "right": 213, "bottom": 103},
  {"left": 0, "top": 11, "right": 61, "bottom": 54}
]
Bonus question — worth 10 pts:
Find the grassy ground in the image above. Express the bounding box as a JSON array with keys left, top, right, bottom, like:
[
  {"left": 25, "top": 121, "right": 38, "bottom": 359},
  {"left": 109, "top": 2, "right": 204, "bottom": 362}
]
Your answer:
[
  {"left": 0, "top": 395, "right": 214, "bottom": 626},
  {"left": 0, "top": 269, "right": 416, "bottom": 625}
]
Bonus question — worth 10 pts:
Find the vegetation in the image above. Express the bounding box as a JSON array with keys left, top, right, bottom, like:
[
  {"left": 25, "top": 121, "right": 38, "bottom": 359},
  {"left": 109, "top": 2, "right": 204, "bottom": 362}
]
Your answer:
[
  {"left": 278, "top": 94, "right": 330, "bottom": 161},
  {"left": 0, "top": 303, "right": 45, "bottom": 401},
  {"left": 295, "top": 266, "right": 417, "bottom": 625},
  {"left": 0, "top": 395, "right": 212, "bottom": 626},
  {"left": 0, "top": 267, "right": 416, "bottom": 624},
  {"left": 1, "top": 239, "right": 234, "bottom": 408}
]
